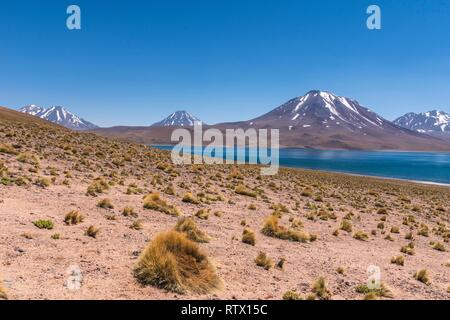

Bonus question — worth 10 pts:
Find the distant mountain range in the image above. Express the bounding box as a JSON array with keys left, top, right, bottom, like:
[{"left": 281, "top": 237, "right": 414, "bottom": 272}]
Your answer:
[
  {"left": 91, "top": 90, "right": 450, "bottom": 151},
  {"left": 19, "top": 105, "right": 98, "bottom": 130},
  {"left": 394, "top": 110, "right": 450, "bottom": 137},
  {"left": 151, "top": 110, "right": 204, "bottom": 127}
]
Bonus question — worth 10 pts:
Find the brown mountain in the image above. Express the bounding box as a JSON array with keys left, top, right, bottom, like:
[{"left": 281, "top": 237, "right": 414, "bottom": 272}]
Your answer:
[{"left": 91, "top": 91, "right": 450, "bottom": 151}]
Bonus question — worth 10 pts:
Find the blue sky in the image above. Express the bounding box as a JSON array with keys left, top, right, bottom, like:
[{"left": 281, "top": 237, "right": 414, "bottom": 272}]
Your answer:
[{"left": 1, "top": 0, "right": 449, "bottom": 127}]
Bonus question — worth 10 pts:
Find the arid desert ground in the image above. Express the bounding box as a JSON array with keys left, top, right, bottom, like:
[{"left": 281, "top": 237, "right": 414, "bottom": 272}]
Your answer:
[{"left": 0, "top": 106, "right": 449, "bottom": 300}]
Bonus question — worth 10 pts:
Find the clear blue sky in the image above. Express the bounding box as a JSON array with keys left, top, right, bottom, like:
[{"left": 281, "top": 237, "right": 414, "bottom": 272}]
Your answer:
[{"left": 1, "top": 0, "right": 449, "bottom": 127}]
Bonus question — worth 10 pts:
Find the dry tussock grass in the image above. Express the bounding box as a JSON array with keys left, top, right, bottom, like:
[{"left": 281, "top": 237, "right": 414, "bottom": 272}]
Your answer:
[{"left": 134, "top": 231, "right": 221, "bottom": 294}]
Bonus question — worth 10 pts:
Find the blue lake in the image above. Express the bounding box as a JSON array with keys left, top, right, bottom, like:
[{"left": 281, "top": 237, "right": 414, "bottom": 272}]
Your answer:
[{"left": 154, "top": 146, "right": 450, "bottom": 185}]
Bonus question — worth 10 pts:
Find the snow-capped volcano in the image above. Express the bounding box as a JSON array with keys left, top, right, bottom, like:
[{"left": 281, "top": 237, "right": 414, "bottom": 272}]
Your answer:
[
  {"left": 151, "top": 110, "right": 204, "bottom": 127},
  {"left": 213, "top": 90, "right": 449, "bottom": 149},
  {"left": 93, "top": 90, "right": 450, "bottom": 150},
  {"left": 245, "top": 90, "right": 390, "bottom": 131},
  {"left": 18, "top": 105, "right": 98, "bottom": 130},
  {"left": 394, "top": 110, "right": 450, "bottom": 135}
]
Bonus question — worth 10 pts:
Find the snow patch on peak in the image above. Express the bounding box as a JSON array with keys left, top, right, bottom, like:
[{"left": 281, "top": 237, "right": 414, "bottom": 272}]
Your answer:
[
  {"left": 151, "top": 110, "right": 204, "bottom": 127},
  {"left": 18, "top": 105, "right": 98, "bottom": 130}
]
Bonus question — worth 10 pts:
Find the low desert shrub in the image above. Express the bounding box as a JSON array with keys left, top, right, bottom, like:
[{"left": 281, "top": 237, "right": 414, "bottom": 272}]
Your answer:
[
  {"left": 414, "top": 269, "right": 431, "bottom": 285},
  {"left": 235, "top": 185, "right": 257, "bottom": 198},
  {"left": 282, "top": 290, "right": 302, "bottom": 300},
  {"left": 130, "top": 220, "right": 144, "bottom": 230},
  {"left": 254, "top": 252, "right": 274, "bottom": 270},
  {"left": 122, "top": 206, "right": 138, "bottom": 217},
  {"left": 182, "top": 192, "right": 200, "bottom": 204},
  {"left": 353, "top": 231, "right": 369, "bottom": 241},
  {"left": 51, "top": 233, "right": 60, "bottom": 240},
  {"left": 33, "top": 219, "right": 54, "bottom": 230},
  {"left": 242, "top": 228, "right": 256, "bottom": 246},
  {"left": 195, "top": 208, "right": 210, "bottom": 220},
  {"left": 143, "top": 193, "right": 180, "bottom": 216},
  {"left": 86, "top": 177, "right": 109, "bottom": 196},
  {"left": 400, "top": 242, "right": 415, "bottom": 255},
  {"left": 390, "top": 256, "right": 404, "bottom": 266},
  {"left": 432, "top": 242, "right": 446, "bottom": 252},
  {"left": 97, "top": 198, "right": 114, "bottom": 209},
  {"left": 261, "top": 215, "right": 314, "bottom": 243},
  {"left": 175, "top": 217, "right": 209, "bottom": 243},
  {"left": 0, "top": 281, "right": 7, "bottom": 300},
  {"left": 356, "top": 283, "right": 392, "bottom": 299},
  {"left": 64, "top": 210, "right": 84, "bottom": 225},
  {"left": 34, "top": 177, "right": 51, "bottom": 188},
  {"left": 133, "top": 231, "right": 221, "bottom": 294},
  {"left": 86, "top": 225, "right": 99, "bottom": 238},
  {"left": 311, "top": 277, "right": 332, "bottom": 300},
  {"left": 340, "top": 219, "right": 352, "bottom": 233}
]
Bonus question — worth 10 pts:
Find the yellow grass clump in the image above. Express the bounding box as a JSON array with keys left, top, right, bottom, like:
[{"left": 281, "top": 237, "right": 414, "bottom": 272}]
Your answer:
[
  {"left": 242, "top": 228, "right": 256, "bottom": 246},
  {"left": 86, "top": 177, "right": 109, "bottom": 196},
  {"left": 261, "top": 215, "right": 314, "bottom": 243},
  {"left": 182, "top": 192, "right": 200, "bottom": 204},
  {"left": 143, "top": 193, "right": 180, "bottom": 216},
  {"left": 174, "top": 217, "right": 209, "bottom": 243},
  {"left": 0, "top": 281, "right": 7, "bottom": 300},
  {"left": 254, "top": 252, "right": 274, "bottom": 270},
  {"left": 64, "top": 210, "right": 84, "bottom": 225},
  {"left": 134, "top": 231, "right": 221, "bottom": 294},
  {"left": 235, "top": 184, "right": 257, "bottom": 198}
]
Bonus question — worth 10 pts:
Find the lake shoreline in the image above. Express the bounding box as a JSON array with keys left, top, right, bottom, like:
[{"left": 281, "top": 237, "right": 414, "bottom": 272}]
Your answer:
[{"left": 153, "top": 145, "right": 450, "bottom": 186}]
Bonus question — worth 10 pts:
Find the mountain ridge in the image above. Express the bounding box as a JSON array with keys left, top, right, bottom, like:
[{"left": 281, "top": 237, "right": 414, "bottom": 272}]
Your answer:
[
  {"left": 19, "top": 105, "right": 98, "bottom": 131},
  {"left": 91, "top": 90, "right": 450, "bottom": 151},
  {"left": 394, "top": 110, "right": 450, "bottom": 136}
]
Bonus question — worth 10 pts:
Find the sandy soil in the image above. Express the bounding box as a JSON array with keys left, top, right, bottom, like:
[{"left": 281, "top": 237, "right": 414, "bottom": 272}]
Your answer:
[{"left": 1, "top": 174, "right": 449, "bottom": 300}]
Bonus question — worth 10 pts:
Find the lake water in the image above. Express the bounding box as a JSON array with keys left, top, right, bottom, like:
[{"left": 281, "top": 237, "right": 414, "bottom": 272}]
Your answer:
[{"left": 154, "top": 146, "right": 450, "bottom": 185}]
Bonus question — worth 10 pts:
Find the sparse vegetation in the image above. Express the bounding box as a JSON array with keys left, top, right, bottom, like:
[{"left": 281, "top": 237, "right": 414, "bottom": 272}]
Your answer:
[
  {"left": 64, "top": 210, "right": 84, "bottom": 225},
  {"left": 242, "top": 228, "right": 256, "bottom": 246},
  {"left": 390, "top": 256, "right": 404, "bottom": 266},
  {"left": 2, "top": 106, "right": 450, "bottom": 300},
  {"left": 130, "top": 220, "right": 144, "bottom": 230},
  {"left": 283, "top": 290, "right": 302, "bottom": 300},
  {"left": 86, "top": 225, "right": 99, "bottom": 238},
  {"left": 182, "top": 192, "right": 200, "bottom": 204},
  {"left": 175, "top": 217, "right": 209, "bottom": 243},
  {"left": 311, "top": 277, "right": 332, "bottom": 300},
  {"left": 261, "top": 215, "right": 314, "bottom": 242},
  {"left": 356, "top": 283, "right": 392, "bottom": 299},
  {"left": 414, "top": 269, "right": 431, "bottom": 285},
  {"left": 143, "top": 193, "right": 180, "bottom": 216},
  {"left": 122, "top": 206, "right": 138, "bottom": 217},
  {"left": 33, "top": 219, "right": 54, "bottom": 230},
  {"left": 235, "top": 184, "right": 257, "bottom": 198},
  {"left": 353, "top": 230, "right": 369, "bottom": 241},
  {"left": 401, "top": 242, "right": 415, "bottom": 255},
  {"left": 0, "top": 281, "right": 7, "bottom": 300},
  {"left": 254, "top": 252, "right": 274, "bottom": 270},
  {"left": 340, "top": 219, "right": 352, "bottom": 233},
  {"left": 195, "top": 208, "right": 210, "bottom": 220},
  {"left": 86, "top": 177, "right": 109, "bottom": 196},
  {"left": 97, "top": 198, "right": 114, "bottom": 209},
  {"left": 432, "top": 242, "right": 446, "bottom": 252}
]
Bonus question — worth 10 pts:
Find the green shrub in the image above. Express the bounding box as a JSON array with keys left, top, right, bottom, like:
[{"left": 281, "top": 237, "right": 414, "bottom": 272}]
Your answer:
[{"left": 33, "top": 219, "right": 54, "bottom": 230}]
